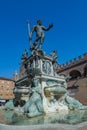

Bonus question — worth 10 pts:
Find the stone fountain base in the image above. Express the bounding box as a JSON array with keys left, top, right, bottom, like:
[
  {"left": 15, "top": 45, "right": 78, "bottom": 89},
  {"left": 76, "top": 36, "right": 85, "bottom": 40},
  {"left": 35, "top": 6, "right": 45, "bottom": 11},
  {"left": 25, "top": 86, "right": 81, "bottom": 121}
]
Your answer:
[{"left": 0, "top": 122, "right": 87, "bottom": 130}]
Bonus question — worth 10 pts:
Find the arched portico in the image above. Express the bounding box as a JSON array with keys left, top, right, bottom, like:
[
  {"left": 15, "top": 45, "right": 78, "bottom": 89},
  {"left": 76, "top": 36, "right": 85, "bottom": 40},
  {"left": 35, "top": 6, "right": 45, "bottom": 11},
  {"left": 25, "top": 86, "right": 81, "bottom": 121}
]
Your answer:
[{"left": 69, "top": 70, "right": 81, "bottom": 80}]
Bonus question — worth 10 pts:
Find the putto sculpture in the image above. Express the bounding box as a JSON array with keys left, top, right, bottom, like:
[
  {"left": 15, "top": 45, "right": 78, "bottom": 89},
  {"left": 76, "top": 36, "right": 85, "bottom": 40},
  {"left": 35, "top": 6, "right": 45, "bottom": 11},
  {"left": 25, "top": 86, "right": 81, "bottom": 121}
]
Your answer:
[
  {"left": 5, "top": 20, "right": 87, "bottom": 117},
  {"left": 24, "top": 78, "right": 44, "bottom": 117}
]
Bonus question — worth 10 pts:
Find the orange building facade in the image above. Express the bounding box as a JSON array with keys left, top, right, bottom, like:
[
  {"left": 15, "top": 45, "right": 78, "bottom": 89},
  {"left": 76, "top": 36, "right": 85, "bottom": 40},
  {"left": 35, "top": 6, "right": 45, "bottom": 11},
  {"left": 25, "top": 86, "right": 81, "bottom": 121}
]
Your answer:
[{"left": 0, "top": 77, "right": 15, "bottom": 102}]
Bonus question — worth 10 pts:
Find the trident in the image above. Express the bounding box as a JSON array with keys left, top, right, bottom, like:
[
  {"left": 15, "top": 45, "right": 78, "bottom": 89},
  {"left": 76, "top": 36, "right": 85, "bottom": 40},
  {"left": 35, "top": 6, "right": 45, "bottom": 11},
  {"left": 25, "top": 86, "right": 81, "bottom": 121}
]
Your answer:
[{"left": 27, "top": 20, "right": 32, "bottom": 48}]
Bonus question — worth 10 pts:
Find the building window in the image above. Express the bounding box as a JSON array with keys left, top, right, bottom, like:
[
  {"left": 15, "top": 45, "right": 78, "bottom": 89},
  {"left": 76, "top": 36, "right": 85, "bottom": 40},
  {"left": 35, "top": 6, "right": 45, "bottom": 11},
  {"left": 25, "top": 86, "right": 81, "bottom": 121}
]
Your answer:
[{"left": 1, "top": 81, "right": 4, "bottom": 84}]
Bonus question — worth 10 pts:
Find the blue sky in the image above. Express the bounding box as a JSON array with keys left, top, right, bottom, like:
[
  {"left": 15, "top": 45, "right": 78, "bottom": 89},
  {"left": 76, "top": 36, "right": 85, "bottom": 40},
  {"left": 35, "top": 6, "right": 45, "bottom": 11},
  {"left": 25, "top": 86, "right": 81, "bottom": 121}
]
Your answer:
[{"left": 0, "top": 0, "right": 87, "bottom": 78}]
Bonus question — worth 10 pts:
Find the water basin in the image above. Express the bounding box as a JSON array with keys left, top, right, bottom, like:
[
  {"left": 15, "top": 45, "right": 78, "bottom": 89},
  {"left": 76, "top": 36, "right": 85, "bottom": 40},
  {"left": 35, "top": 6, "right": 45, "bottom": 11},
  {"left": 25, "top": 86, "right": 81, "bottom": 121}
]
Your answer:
[{"left": 0, "top": 108, "right": 87, "bottom": 125}]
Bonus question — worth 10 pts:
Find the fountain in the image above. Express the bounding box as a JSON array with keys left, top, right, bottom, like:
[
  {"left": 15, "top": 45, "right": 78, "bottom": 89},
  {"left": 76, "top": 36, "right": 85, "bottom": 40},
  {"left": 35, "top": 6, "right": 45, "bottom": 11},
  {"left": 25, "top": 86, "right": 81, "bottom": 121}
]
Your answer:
[{"left": 0, "top": 20, "right": 87, "bottom": 130}]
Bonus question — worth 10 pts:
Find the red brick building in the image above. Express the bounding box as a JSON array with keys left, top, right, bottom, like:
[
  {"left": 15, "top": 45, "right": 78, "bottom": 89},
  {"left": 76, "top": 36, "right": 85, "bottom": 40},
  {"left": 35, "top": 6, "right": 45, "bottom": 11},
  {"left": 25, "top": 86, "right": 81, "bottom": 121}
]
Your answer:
[
  {"left": 0, "top": 77, "right": 15, "bottom": 102},
  {"left": 58, "top": 53, "right": 87, "bottom": 105}
]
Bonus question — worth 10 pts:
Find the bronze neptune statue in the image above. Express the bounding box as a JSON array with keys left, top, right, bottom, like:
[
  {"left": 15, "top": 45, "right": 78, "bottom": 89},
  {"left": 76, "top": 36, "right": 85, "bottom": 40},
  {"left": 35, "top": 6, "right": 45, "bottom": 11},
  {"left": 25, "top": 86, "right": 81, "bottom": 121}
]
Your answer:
[{"left": 27, "top": 20, "right": 53, "bottom": 51}]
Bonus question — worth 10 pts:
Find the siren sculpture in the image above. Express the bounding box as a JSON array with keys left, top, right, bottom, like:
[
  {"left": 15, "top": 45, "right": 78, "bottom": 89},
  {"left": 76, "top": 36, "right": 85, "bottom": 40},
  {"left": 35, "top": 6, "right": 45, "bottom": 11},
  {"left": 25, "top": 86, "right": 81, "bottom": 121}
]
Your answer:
[{"left": 5, "top": 20, "right": 87, "bottom": 117}]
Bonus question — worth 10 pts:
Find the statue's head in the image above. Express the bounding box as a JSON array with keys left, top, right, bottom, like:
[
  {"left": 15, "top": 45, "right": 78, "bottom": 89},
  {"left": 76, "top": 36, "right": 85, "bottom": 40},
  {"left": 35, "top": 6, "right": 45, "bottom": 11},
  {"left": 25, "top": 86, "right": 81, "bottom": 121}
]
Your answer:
[{"left": 37, "top": 20, "right": 42, "bottom": 25}]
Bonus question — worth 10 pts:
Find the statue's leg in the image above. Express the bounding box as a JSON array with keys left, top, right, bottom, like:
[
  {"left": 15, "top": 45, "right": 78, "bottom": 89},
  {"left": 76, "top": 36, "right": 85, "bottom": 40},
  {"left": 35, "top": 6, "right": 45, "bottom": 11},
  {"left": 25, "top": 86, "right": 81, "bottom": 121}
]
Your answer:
[
  {"left": 39, "top": 43, "right": 42, "bottom": 50},
  {"left": 39, "top": 33, "right": 44, "bottom": 50},
  {"left": 39, "top": 37, "right": 44, "bottom": 50},
  {"left": 34, "top": 37, "right": 40, "bottom": 45}
]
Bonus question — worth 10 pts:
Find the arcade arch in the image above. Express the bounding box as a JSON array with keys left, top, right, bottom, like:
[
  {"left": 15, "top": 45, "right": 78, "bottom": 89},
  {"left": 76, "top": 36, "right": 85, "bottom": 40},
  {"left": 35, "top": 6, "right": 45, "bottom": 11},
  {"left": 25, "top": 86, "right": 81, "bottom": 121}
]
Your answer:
[{"left": 69, "top": 70, "right": 81, "bottom": 80}]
